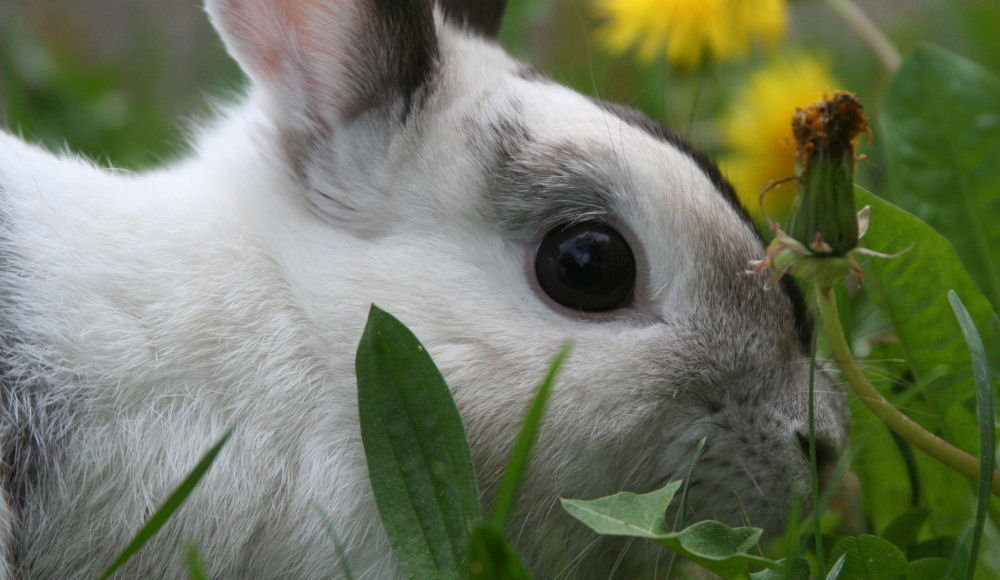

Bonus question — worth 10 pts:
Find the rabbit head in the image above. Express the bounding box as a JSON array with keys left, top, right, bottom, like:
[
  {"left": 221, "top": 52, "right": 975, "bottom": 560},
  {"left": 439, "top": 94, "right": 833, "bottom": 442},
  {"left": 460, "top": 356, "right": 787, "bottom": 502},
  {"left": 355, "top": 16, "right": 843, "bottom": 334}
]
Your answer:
[
  {"left": 201, "top": 0, "right": 849, "bottom": 573},
  {"left": 0, "top": 0, "right": 849, "bottom": 577}
]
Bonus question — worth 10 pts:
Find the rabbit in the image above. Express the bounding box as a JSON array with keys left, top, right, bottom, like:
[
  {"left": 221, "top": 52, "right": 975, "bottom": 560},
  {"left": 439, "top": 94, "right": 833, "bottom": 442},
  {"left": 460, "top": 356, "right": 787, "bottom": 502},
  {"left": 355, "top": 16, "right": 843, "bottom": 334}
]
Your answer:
[{"left": 0, "top": 0, "right": 850, "bottom": 578}]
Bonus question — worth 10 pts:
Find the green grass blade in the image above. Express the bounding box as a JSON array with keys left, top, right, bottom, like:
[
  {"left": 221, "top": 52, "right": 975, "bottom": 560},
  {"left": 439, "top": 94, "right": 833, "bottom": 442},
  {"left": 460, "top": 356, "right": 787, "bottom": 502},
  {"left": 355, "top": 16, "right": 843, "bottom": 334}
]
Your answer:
[
  {"left": 666, "top": 438, "right": 706, "bottom": 579},
  {"left": 947, "top": 291, "right": 995, "bottom": 580},
  {"left": 467, "top": 522, "right": 533, "bottom": 580},
  {"left": 311, "top": 501, "right": 355, "bottom": 580},
  {"left": 183, "top": 543, "right": 210, "bottom": 580},
  {"left": 356, "top": 305, "right": 481, "bottom": 579},
  {"left": 489, "top": 342, "right": 571, "bottom": 530},
  {"left": 99, "top": 427, "right": 234, "bottom": 579},
  {"left": 824, "top": 553, "right": 846, "bottom": 580}
]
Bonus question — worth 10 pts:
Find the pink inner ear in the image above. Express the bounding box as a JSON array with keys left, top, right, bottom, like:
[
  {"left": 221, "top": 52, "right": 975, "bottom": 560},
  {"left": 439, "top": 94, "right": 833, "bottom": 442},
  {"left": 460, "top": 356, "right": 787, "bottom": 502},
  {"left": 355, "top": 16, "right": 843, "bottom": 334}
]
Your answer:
[{"left": 211, "top": 0, "right": 361, "bottom": 93}]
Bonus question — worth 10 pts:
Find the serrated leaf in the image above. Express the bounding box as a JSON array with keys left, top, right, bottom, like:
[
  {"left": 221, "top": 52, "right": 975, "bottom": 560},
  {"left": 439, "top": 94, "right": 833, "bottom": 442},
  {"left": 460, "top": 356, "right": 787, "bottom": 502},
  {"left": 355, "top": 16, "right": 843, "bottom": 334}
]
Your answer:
[
  {"left": 561, "top": 481, "right": 682, "bottom": 538},
  {"left": 881, "top": 44, "right": 1000, "bottom": 313},
  {"left": 855, "top": 188, "right": 1000, "bottom": 542},
  {"left": 856, "top": 188, "right": 999, "bottom": 414},
  {"left": 829, "top": 535, "right": 908, "bottom": 580},
  {"left": 562, "top": 481, "right": 780, "bottom": 577},
  {"left": 356, "top": 305, "right": 481, "bottom": 579}
]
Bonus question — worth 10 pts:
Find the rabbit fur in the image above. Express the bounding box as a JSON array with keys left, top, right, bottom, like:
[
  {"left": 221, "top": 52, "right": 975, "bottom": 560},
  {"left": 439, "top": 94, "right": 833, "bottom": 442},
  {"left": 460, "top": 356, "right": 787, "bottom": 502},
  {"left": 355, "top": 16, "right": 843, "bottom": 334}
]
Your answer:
[{"left": 0, "top": 0, "right": 849, "bottom": 577}]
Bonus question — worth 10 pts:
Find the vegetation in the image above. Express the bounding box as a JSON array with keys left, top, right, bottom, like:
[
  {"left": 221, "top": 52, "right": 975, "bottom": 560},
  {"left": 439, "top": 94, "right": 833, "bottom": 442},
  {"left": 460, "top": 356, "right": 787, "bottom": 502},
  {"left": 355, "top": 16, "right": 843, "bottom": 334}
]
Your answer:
[{"left": 3, "top": 0, "right": 999, "bottom": 578}]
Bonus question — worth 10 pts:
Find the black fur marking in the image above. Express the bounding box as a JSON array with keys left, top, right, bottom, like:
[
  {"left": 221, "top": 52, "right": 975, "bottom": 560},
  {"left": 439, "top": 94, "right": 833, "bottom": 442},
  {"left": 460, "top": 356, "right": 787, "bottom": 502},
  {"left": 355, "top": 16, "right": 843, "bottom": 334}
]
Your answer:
[
  {"left": 593, "top": 100, "right": 756, "bottom": 233},
  {"left": 370, "top": 0, "right": 441, "bottom": 122},
  {"left": 593, "top": 100, "right": 814, "bottom": 351},
  {"left": 438, "top": 0, "right": 507, "bottom": 37}
]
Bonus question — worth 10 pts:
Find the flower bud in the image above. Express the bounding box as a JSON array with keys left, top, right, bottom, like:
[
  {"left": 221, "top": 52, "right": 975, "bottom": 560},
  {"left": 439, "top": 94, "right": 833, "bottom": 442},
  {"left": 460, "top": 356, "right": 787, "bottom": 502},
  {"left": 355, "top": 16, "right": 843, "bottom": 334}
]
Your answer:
[{"left": 785, "top": 92, "right": 869, "bottom": 256}]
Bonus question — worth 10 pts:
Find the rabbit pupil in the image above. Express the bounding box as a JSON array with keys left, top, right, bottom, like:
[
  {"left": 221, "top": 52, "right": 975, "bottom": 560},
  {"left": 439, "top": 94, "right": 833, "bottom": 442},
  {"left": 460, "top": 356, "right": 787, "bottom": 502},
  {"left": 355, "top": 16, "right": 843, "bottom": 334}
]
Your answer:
[{"left": 534, "top": 221, "right": 636, "bottom": 312}]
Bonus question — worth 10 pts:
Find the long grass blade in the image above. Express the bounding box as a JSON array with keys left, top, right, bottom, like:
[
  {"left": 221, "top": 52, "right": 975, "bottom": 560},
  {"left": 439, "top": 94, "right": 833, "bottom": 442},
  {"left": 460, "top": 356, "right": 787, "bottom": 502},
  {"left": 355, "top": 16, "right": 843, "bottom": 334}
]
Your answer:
[
  {"left": 947, "top": 290, "right": 995, "bottom": 580},
  {"left": 665, "top": 437, "right": 706, "bottom": 579},
  {"left": 489, "top": 342, "right": 571, "bottom": 529},
  {"left": 99, "top": 427, "right": 234, "bottom": 579},
  {"left": 311, "top": 501, "right": 356, "bottom": 580}
]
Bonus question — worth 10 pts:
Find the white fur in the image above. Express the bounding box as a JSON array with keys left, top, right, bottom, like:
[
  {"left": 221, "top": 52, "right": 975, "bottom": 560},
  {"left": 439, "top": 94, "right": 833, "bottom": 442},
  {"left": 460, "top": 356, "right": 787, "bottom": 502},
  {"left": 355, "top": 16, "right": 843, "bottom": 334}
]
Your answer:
[{"left": 0, "top": 2, "right": 848, "bottom": 578}]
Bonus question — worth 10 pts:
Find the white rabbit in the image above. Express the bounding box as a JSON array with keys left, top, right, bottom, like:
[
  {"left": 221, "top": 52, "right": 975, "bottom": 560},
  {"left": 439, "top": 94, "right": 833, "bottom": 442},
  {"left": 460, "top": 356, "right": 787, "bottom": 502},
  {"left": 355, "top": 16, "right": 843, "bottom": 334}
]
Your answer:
[{"left": 0, "top": 0, "right": 849, "bottom": 578}]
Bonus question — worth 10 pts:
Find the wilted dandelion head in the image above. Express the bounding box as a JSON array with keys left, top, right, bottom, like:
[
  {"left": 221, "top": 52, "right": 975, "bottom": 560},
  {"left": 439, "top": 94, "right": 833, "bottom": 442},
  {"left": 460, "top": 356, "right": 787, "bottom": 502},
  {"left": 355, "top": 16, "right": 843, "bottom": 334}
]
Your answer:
[
  {"left": 594, "top": 0, "right": 787, "bottom": 67},
  {"left": 720, "top": 56, "right": 839, "bottom": 223}
]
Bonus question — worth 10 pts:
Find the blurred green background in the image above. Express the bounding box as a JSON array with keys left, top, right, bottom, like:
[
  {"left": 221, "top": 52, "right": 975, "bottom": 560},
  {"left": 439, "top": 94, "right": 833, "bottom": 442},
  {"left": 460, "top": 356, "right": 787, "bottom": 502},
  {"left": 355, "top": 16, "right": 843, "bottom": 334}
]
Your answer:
[{"left": 1, "top": 0, "right": 997, "bottom": 177}]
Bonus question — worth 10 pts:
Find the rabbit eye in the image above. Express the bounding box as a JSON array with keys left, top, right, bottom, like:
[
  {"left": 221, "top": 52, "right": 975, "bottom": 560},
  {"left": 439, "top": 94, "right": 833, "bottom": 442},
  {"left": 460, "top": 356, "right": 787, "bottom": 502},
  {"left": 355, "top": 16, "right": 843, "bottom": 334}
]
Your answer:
[{"left": 535, "top": 222, "right": 636, "bottom": 312}]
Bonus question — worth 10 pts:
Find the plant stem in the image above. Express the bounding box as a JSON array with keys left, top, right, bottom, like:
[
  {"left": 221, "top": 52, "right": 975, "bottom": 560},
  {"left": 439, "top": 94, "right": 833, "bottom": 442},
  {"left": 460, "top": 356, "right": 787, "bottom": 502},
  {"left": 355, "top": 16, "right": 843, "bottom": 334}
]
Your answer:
[
  {"left": 822, "top": 0, "right": 901, "bottom": 73},
  {"left": 816, "top": 285, "right": 1000, "bottom": 497}
]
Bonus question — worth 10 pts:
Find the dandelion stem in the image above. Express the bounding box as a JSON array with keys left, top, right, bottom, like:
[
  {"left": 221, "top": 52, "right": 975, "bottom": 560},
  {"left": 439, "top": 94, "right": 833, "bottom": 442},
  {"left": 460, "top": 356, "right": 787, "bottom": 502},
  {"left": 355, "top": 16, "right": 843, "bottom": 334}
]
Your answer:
[
  {"left": 816, "top": 285, "right": 1000, "bottom": 497},
  {"left": 822, "top": 0, "right": 901, "bottom": 72}
]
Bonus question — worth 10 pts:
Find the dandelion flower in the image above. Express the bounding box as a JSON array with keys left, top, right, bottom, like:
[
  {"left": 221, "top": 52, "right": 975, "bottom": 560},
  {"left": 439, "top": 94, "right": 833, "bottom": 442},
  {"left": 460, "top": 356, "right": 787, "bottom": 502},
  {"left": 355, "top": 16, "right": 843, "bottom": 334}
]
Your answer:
[
  {"left": 594, "top": 0, "right": 787, "bottom": 67},
  {"left": 720, "top": 56, "right": 840, "bottom": 223}
]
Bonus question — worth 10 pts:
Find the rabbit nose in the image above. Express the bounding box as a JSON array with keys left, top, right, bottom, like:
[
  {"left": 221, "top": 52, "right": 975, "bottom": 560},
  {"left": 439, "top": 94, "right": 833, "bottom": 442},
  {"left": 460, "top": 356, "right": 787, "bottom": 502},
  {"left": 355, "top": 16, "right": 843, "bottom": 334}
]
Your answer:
[{"left": 795, "top": 428, "right": 842, "bottom": 485}]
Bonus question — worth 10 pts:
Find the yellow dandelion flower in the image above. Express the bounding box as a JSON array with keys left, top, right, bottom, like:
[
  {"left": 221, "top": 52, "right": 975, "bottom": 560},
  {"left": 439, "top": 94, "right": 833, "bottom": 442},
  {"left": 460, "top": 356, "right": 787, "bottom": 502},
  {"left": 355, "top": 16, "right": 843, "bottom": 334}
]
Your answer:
[
  {"left": 720, "top": 56, "right": 840, "bottom": 223},
  {"left": 594, "top": 0, "right": 787, "bottom": 67}
]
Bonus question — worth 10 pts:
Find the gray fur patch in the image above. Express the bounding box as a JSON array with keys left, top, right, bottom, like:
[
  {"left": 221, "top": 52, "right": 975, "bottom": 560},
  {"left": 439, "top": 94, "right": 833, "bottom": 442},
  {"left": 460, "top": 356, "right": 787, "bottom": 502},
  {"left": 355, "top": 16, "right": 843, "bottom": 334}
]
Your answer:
[
  {"left": 0, "top": 197, "right": 60, "bottom": 571},
  {"left": 473, "top": 109, "right": 621, "bottom": 239}
]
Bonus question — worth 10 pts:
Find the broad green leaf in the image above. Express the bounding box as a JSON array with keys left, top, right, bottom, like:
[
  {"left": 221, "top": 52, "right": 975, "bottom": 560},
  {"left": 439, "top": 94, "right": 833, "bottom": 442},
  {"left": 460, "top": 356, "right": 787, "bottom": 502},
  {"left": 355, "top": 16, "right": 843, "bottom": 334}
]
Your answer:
[
  {"left": 749, "top": 557, "right": 810, "bottom": 580},
  {"left": 881, "top": 44, "right": 1000, "bottom": 313},
  {"left": 856, "top": 188, "right": 999, "bottom": 538},
  {"left": 903, "top": 558, "right": 951, "bottom": 580},
  {"left": 356, "top": 305, "right": 481, "bottom": 579},
  {"left": 908, "top": 536, "right": 959, "bottom": 562},
  {"left": 856, "top": 188, "right": 999, "bottom": 418},
  {"left": 99, "top": 427, "right": 233, "bottom": 580},
  {"left": 489, "top": 343, "right": 571, "bottom": 529},
  {"left": 829, "top": 535, "right": 908, "bottom": 580},
  {"left": 881, "top": 507, "right": 931, "bottom": 551},
  {"left": 561, "top": 481, "right": 780, "bottom": 577},
  {"left": 467, "top": 523, "right": 533, "bottom": 580},
  {"left": 561, "top": 481, "right": 682, "bottom": 538},
  {"left": 948, "top": 291, "right": 996, "bottom": 580}
]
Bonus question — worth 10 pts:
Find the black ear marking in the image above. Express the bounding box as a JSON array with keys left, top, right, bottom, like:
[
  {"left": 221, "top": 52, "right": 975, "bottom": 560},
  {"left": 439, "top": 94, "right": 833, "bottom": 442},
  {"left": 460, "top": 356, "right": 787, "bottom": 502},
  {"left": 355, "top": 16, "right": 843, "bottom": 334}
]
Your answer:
[
  {"left": 438, "top": 0, "right": 506, "bottom": 37},
  {"left": 369, "top": 0, "right": 441, "bottom": 120}
]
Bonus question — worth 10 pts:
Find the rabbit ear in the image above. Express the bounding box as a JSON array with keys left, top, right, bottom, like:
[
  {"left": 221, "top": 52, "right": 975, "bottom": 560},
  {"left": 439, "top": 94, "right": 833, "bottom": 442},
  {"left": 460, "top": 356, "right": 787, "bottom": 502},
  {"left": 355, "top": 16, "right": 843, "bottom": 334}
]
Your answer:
[
  {"left": 438, "top": 0, "right": 506, "bottom": 37},
  {"left": 206, "top": 0, "right": 438, "bottom": 135}
]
